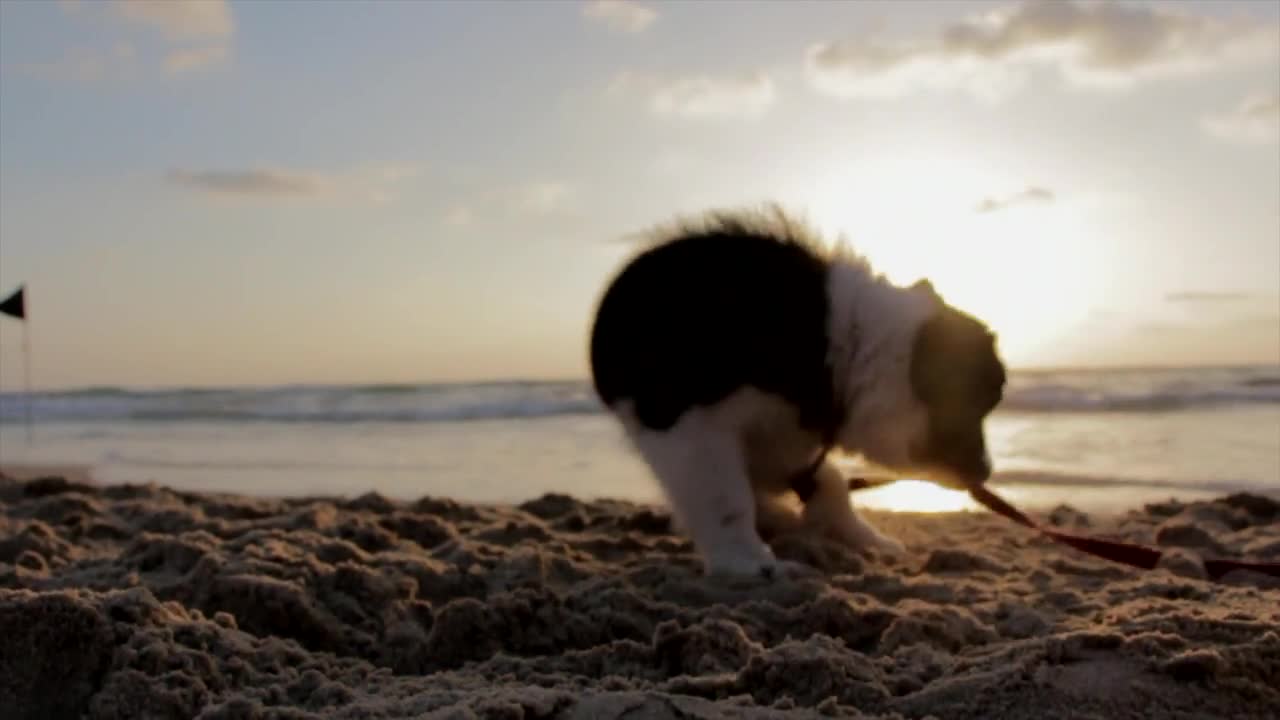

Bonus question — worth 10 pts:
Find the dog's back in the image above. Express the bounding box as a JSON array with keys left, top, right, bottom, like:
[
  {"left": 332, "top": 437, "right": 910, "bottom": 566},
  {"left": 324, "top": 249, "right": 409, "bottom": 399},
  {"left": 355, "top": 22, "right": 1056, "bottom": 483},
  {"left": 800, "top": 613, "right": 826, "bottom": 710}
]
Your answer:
[{"left": 589, "top": 218, "right": 836, "bottom": 436}]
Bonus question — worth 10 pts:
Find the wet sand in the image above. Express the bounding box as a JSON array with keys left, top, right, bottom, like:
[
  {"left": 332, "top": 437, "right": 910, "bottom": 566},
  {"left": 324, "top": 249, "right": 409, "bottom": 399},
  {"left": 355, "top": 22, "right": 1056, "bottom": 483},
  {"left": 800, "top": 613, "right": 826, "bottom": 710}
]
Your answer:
[{"left": 1, "top": 469, "right": 1277, "bottom": 719}]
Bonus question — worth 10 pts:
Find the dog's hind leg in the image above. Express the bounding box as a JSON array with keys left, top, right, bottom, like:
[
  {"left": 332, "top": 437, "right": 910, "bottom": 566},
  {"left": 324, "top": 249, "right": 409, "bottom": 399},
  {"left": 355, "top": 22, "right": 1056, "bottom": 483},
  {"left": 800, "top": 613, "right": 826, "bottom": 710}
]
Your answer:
[
  {"left": 755, "top": 491, "right": 803, "bottom": 541},
  {"left": 801, "top": 460, "right": 906, "bottom": 557},
  {"left": 626, "top": 410, "right": 780, "bottom": 579}
]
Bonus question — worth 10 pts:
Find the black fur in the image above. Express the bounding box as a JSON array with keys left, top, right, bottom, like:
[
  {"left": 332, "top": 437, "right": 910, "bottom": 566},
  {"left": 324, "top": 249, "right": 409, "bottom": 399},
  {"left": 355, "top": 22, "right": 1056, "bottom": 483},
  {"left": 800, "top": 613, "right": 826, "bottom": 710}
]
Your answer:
[{"left": 589, "top": 211, "right": 840, "bottom": 437}]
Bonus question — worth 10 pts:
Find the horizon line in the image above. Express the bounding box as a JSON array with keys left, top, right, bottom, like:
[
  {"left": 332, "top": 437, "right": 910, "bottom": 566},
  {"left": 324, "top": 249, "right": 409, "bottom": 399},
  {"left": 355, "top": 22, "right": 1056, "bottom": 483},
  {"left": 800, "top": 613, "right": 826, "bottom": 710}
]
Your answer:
[{"left": 1, "top": 361, "right": 1277, "bottom": 395}]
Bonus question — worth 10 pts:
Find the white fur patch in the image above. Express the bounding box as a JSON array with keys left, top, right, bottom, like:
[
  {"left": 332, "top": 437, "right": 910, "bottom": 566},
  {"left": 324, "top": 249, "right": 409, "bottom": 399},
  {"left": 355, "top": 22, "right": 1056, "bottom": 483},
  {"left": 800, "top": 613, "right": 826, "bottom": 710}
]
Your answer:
[
  {"left": 617, "top": 399, "right": 779, "bottom": 577},
  {"left": 612, "top": 383, "right": 909, "bottom": 576},
  {"left": 824, "top": 257, "right": 938, "bottom": 471}
]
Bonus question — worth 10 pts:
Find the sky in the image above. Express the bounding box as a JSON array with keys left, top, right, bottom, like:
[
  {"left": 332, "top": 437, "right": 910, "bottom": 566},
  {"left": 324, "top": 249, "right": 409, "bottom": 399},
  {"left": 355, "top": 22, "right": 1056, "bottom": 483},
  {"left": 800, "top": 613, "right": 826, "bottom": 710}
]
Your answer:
[{"left": 0, "top": 0, "right": 1278, "bottom": 391}]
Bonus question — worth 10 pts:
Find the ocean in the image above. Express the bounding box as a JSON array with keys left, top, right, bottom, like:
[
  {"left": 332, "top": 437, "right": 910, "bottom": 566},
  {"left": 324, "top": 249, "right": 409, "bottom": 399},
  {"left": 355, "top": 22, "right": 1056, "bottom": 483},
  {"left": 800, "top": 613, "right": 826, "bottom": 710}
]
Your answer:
[{"left": 1, "top": 366, "right": 1277, "bottom": 515}]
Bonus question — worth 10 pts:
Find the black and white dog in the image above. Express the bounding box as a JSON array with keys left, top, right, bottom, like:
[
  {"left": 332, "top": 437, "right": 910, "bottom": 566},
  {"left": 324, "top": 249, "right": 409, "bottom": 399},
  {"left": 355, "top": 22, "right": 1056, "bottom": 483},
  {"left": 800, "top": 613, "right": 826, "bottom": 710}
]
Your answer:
[{"left": 589, "top": 207, "right": 1006, "bottom": 579}]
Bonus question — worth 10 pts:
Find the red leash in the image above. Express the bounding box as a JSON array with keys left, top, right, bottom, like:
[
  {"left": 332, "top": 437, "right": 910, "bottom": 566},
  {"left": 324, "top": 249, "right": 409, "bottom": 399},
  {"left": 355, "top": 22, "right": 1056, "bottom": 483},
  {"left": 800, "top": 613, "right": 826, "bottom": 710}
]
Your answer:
[{"left": 847, "top": 477, "right": 1280, "bottom": 582}]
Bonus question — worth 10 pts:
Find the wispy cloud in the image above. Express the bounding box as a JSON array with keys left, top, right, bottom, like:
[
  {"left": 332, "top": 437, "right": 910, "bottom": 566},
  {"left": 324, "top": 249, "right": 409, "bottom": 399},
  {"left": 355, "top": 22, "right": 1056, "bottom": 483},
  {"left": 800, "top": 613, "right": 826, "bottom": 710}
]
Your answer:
[
  {"left": 582, "top": 0, "right": 656, "bottom": 35},
  {"left": 441, "top": 180, "right": 579, "bottom": 228},
  {"left": 168, "top": 169, "right": 327, "bottom": 197},
  {"left": 115, "top": 0, "right": 234, "bottom": 74},
  {"left": 653, "top": 72, "right": 776, "bottom": 118},
  {"left": 44, "top": 0, "right": 234, "bottom": 78},
  {"left": 975, "top": 186, "right": 1055, "bottom": 213},
  {"left": 111, "top": 0, "right": 233, "bottom": 40},
  {"left": 807, "top": 0, "right": 1279, "bottom": 101},
  {"left": 611, "top": 70, "right": 777, "bottom": 119},
  {"left": 1202, "top": 91, "right": 1280, "bottom": 145},
  {"left": 167, "top": 164, "right": 419, "bottom": 205}
]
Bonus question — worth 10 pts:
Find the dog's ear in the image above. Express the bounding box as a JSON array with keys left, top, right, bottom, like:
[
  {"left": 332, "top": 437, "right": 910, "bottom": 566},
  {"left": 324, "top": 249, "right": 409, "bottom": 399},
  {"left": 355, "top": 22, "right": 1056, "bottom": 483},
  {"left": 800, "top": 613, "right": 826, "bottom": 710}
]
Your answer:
[{"left": 911, "top": 278, "right": 940, "bottom": 300}]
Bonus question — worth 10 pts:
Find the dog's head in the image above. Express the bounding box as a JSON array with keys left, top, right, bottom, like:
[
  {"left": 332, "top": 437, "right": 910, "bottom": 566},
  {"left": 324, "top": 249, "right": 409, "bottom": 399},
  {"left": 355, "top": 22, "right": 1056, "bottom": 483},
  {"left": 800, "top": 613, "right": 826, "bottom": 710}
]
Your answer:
[{"left": 905, "top": 279, "right": 1006, "bottom": 488}]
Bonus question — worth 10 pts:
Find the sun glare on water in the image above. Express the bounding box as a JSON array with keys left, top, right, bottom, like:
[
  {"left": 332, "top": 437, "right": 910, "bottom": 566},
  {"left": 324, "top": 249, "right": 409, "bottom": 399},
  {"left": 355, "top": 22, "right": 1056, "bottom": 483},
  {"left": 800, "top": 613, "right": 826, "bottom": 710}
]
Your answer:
[{"left": 849, "top": 479, "right": 980, "bottom": 513}]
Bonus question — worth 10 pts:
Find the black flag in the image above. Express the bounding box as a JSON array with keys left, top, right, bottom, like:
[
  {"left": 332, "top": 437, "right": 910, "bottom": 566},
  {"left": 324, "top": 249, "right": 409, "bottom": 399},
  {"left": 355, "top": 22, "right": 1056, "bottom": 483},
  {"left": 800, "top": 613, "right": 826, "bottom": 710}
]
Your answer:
[{"left": 0, "top": 285, "right": 24, "bottom": 320}]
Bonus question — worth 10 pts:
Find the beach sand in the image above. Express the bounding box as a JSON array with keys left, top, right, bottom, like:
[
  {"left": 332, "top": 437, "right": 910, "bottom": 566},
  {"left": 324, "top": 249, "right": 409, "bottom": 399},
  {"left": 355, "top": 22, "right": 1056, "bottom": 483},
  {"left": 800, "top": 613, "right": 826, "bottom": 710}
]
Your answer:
[
  {"left": 0, "top": 463, "right": 96, "bottom": 485},
  {"left": 1, "top": 468, "right": 1277, "bottom": 719}
]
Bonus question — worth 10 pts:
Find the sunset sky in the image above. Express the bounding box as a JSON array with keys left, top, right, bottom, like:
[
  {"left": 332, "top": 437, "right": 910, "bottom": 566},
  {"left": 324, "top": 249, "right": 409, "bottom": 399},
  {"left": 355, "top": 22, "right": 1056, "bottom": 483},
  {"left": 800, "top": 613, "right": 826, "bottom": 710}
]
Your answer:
[{"left": 1, "top": 0, "right": 1277, "bottom": 390}]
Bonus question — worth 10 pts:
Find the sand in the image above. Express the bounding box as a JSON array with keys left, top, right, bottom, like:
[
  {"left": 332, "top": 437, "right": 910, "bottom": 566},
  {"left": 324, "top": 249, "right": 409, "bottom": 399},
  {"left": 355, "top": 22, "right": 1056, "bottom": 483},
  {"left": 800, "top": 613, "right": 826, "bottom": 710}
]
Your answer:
[
  {"left": 0, "top": 463, "right": 97, "bottom": 485},
  {"left": 1, "top": 470, "right": 1277, "bottom": 720}
]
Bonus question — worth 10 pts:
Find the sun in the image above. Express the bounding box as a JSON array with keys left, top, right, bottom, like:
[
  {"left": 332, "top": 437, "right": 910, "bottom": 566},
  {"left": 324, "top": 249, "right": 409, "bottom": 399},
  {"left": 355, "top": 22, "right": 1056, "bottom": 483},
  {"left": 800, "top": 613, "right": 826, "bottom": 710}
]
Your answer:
[{"left": 793, "top": 148, "right": 1109, "bottom": 366}]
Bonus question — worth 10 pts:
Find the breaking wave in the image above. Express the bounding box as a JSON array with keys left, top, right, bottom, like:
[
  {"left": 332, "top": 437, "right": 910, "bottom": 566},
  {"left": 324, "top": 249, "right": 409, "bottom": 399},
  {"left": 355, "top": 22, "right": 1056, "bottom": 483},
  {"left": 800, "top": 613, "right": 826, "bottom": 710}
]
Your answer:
[{"left": 2, "top": 367, "right": 1276, "bottom": 424}]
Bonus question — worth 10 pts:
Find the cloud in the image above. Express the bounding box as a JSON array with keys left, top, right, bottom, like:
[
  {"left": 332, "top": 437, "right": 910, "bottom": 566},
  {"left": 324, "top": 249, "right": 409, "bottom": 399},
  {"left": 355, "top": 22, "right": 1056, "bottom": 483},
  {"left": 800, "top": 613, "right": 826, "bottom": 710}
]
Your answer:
[
  {"left": 975, "top": 186, "right": 1055, "bottom": 213},
  {"left": 652, "top": 72, "right": 777, "bottom": 118},
  {"left": 1202, "top": 91, "right": 1280, "bottom": 145},
  {"left": 807, "top": 36, "right": 1025, "bottom": 101},
  {"left": 167, "top": 164, "right": 418, "bottom": 204},
  {"left": 1164, "top": 291, "right": 1254, "bottom": 304},
  {"left": 611, "top": 70, "right": 777, "bottom": 118},
  {"left": 114, "top": 0, "right": 234, "bottom": 74},
  {"left": 111, "top": 0, "right": 233, "bottom": 40},
  {"left": 807, "top": 0, "right": 1279, "bottom": 100},
  {"left": 43, "top": 0, "right": 234, "bottom": 78},
  {"left": 582, "top": 0, "right": 656, "bottom": 34},
  {"left": 440, "top": 180, "right": 578, "bottom": 227},
  {"left": 169, "top": 169, "right": 327, "bottom": 197}
]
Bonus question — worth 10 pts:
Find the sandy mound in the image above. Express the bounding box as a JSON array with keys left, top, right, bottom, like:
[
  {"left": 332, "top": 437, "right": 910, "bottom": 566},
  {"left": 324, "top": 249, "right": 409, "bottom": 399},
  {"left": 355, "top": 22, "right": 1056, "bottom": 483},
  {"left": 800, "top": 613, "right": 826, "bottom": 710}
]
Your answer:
[{"left": 1, "top": 472, "right": 1277, "bottom": 719}]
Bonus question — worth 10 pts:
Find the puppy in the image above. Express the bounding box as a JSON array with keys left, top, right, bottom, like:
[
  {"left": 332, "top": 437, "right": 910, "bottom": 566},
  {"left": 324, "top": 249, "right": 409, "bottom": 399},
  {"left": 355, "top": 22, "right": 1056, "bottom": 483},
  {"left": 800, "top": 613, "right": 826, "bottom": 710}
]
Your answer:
[{"left": 588, "top": 207, "right": 1006, "bottom": 579}]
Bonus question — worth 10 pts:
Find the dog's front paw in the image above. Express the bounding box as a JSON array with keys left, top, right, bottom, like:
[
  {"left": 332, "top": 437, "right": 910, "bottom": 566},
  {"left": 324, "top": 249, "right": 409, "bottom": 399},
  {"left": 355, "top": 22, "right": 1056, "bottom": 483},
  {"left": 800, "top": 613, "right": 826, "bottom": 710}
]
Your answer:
[
  {"left": 704, "top": 553, "right": 820, "bottom": 584},
  {"left": 703, "top": 543, "right": 782, "bottom": 582}
]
